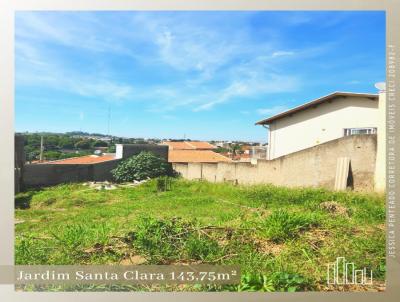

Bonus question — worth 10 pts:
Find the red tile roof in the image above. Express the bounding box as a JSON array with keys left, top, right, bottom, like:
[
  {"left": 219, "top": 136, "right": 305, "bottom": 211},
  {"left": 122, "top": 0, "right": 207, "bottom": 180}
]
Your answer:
[
  {"left": 186, "top": 141, "right": 216, "bottom": 150},
  {"left": 162, "top": 141, "right": 216, "bottom": 150},
  {"left": 41, "top": 155, "right": 116, "bottom": 165},
  {"left": 163, "top": 141, "right": 193, "bottom": 150},
  {"left": 168, "top": 150, "right": 231, "bottom": 163}
]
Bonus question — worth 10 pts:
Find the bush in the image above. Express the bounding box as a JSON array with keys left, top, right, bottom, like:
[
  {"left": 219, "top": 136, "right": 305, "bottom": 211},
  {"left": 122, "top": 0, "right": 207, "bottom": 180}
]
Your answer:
[
  {"left": 129, "top": 217, "right": 222, "bottom": 264},
  {"left": 236, "top": 272, "right": 274, "bottom": 292},
  {"left": 184, "top": 236, "right": 221, "bottom": 261},
  {"left": 156, "top": 176, "right": 173, "bottom": 192},
  {"left": 269, "top": 272, "right": 312, "bottom": 291},
  {"left": 111, "top": 152, "right": 172, "bottom": 183},
  {"left": 131, "top": 217, "right": 192, "bottom": 263},
  {"left": 16, "top": 236, "right": 52, "bottom": 265},
  {"left": 234, "top": 272, "right": 311, "bottom": 292},
  {"left": 261, "top": 210, "right": 320, "bottom": 243}
]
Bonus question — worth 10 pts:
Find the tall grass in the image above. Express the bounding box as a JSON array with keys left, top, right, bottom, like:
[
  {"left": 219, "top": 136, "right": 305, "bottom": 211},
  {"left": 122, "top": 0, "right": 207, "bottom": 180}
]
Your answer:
[
  {"left": 261, "top": 210, "right": 321, "bottom": 243},
  {"left": 15, "top": 179, "right": 386, "bottom": 291}
]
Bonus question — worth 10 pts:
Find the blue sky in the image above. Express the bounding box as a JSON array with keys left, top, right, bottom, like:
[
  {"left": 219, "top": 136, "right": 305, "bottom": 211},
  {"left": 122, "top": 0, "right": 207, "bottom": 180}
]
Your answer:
[{"left": 15, "top": 11, "right": 385, "bottom": 141}]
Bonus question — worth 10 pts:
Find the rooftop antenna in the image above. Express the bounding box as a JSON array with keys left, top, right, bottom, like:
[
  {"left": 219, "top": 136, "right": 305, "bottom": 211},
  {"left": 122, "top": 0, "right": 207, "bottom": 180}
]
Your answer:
[{"left": 374, "top": 82, "right": 386, "bottom": 92}]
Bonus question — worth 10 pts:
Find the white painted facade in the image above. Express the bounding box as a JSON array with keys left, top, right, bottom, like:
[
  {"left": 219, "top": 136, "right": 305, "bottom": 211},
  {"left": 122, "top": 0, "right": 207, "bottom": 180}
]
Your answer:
[{"left": 264, "top": 95, "right": 380, "bottom": 159}]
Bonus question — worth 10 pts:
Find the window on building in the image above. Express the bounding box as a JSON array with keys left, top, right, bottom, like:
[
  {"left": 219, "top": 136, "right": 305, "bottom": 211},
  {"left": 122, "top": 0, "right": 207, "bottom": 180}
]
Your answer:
[{"left": 344, "top": 128, "right": 377, "bottom": 136}]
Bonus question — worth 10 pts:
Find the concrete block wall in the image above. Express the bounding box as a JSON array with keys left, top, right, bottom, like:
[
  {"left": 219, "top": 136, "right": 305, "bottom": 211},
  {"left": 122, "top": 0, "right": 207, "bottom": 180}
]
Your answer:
[
  {"left": 22, "top": 144, "right": 170, "bottom": 188},
  {"left": 187, "top": 163, "right": 202, "bottom": 180},
  {"left": 23, "top": 164, "right": 94, "bottom": 187},
  {"left": 20, "top": 136, "right": 377, "bottom": 191},
  {"left": 201, "top": 164, "right": 218, "bottom": 183},
  {"left": 92, "top": 159, "right": 121, "bottom": 181},
  {"left": 174, "top": 163, "right": 188, "bottom": 179},
  {"left": 23, "top": 159, "right": 122, "bottom": 187},
  {"left": 173, "top": 135, "right": 378, "bottom": 191},
  {"left": 15, "top": 135, "right": 25, "bottom": 193}
]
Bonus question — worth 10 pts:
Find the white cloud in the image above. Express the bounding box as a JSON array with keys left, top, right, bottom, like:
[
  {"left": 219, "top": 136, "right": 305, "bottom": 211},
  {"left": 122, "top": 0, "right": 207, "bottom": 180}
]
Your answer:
[
  {"left": 193, "top": 67, "right": 301, "bottom": 112},
  {"left": 16, "top": 12, "right": 134, "bottom": 56},
  {"left": 271, "top": 51, "right": 295, "bottom": 57},
  {"left": 16, "top": 60, "right": 135, "bottom": 102},
  {"left": 15, "top": 12, "right": 337, "bottom": 112},
  {"left": 69, "top": 80, "right": 134, "bottom": 101},
  {"left": 130, "top": 12, "right": 277, "bottom": 83},
  {"left": 257, "top": 105, "right": 290, "bottom": 116}
]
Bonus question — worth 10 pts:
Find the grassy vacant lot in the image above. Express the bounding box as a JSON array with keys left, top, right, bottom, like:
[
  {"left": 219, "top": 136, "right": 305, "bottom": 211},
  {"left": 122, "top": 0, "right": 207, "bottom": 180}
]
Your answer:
[{"left": 15, "top": 179, "right": 385, "bottom": 292}]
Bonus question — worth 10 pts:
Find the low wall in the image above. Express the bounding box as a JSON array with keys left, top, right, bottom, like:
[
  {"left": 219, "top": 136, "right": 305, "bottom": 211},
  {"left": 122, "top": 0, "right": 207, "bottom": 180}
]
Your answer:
[
  {"left": 15, "top": 135, "right": 25, "bottom": 193},
  {"left": 23, "top": 159, "right": 121, "bottom": 187},
  {"left": 22, "top": 144, "right": 169, "bottom": 188},
  {"left": 173, "top": 135, "right": 378, "bottom": 191}
]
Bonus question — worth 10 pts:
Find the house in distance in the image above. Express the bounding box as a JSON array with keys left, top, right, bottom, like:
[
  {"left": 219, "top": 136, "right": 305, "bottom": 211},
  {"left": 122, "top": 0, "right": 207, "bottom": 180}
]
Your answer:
[{"left": 161, "top": 140, "right": 230, "bottom": 163}]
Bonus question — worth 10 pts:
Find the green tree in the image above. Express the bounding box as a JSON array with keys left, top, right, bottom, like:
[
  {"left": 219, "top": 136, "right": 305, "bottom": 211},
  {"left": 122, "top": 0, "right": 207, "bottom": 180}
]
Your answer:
[
  {"left": 111, "top": 152, "right": 173, "bottom": 182},
  {"left": 58, "top": 136, "right": 75, "bottom": 149},
  {"left": 43, "top": 151, "right": 61, "bottom": 160},
  {"left": 92, "top": 140, "right": 108, "bottom": 147},
  {"left": 107, "top": 145, "right": 116, "bottom": 153},
  {"left": 215, "top": 147, "right": 229, "bottom": 154},
  {"left": 231, "top": 144, "right": 242, "bottom": 156},
  {"left": 74, "top": 140, "right": 91, "bottom": 149}
]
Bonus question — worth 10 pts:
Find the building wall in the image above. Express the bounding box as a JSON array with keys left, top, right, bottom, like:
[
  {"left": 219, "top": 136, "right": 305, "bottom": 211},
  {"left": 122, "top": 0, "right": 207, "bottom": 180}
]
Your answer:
[
  {"left": 22, "top": 144, "right": 170, "bottom": 187},
  {"left": 92, "top": 159, "right": 120, "bottom": 181},
  {"left": 268, "top": 96, "right": 379, "bottom": 159},
  {"left": 23, "top": 163, "right": 94, "bottom": 186},
  {"left": 15, "top": 135, "right": 25, "bottom": 193},
  {"left": 173, "top": 134, "right": 378, "bottom": 191},
  {"left": 23, "top": 159, "right": 122, "bottom": 187}
]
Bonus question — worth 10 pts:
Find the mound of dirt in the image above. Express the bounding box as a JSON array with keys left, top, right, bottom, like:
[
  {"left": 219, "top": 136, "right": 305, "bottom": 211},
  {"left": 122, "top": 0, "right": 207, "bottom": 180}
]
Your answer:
[
  {"left": 119, "top": 254, "right": 147, "bottom": 265},
  {"left": 254, "top": 238, "right": 283, "bottom": 256},
  {"left": 320, "top": 201, "right": 349, "bottom": 216}
]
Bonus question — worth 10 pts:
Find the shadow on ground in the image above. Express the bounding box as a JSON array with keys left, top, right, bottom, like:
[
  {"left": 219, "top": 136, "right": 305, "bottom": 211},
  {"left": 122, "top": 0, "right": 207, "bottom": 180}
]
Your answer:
[{"left": 15, "top": 190, "right": 37, "bottom": 209}]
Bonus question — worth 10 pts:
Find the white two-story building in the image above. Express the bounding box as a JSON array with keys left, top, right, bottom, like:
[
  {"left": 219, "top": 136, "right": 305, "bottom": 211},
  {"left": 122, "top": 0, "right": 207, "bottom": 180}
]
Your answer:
[
  {"left": 256, "top": 91, "right": 384, "bottom": 160},
  {"left": 256, "top": 88, "right": 387, "bottom": 191}
]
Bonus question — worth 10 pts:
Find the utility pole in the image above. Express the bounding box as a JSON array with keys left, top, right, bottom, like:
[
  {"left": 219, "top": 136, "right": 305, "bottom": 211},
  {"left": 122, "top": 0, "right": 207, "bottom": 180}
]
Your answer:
[{"left": 39, "top": 135, "right": 44, "bottom": 162}]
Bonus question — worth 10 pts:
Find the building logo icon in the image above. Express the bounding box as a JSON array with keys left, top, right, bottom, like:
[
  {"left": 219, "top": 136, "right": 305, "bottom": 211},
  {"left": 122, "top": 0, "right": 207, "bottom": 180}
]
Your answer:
[{"left": 327, "top": 257, "right": 373, "bottom": 285}]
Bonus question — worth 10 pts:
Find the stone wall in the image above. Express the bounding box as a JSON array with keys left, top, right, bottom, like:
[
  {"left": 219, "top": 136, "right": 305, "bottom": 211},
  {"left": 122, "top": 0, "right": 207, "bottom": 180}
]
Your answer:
[{"left": 173, "top": 135, "right": 378, "bottom": 191}]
